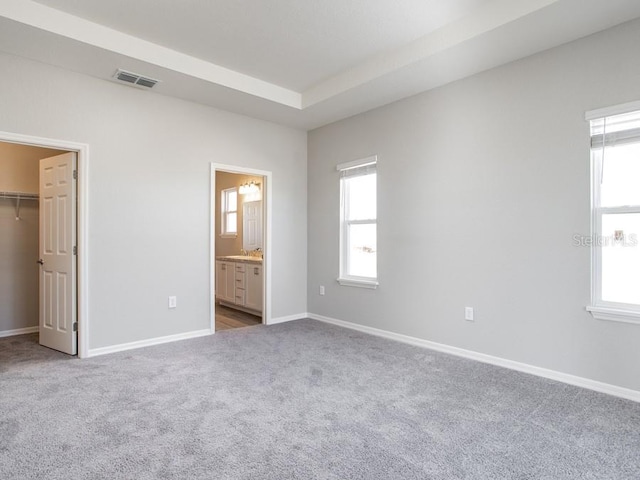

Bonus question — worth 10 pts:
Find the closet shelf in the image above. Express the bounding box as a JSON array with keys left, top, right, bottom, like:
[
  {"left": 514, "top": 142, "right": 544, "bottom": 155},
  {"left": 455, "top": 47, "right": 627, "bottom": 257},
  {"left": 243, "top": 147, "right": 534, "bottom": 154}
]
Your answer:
[
  {"left": 0, "top": 191, "right": 39, "bottom": 200},
  {"left": 0, "top": 191, "right": 39, "bottom": 220}
]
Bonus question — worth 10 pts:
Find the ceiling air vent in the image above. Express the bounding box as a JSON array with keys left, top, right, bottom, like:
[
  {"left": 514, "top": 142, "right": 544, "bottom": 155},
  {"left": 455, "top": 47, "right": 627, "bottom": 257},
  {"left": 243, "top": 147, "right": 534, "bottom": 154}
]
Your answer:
[{"left": 113, "top": 69, "right": 160, "bottom": 89}]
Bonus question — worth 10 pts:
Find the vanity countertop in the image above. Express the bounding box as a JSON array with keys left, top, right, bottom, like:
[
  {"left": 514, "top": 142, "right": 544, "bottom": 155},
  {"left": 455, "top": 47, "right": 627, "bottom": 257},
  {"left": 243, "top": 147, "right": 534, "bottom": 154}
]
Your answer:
[{"left": 216, "top": 255, "right": 263, "bottom": 263}]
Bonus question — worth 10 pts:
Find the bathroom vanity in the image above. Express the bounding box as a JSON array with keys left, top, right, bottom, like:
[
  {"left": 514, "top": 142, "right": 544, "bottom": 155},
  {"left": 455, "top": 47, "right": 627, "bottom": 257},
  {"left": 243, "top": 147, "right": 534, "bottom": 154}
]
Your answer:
[{"left": 215, "top": 256, "right": 263, "bottom": 315}]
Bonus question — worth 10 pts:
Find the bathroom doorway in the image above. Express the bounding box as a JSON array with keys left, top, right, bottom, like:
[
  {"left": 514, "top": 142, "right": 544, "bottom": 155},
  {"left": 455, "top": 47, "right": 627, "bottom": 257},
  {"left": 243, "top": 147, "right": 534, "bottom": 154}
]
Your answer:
[{"left": 210, "top": 164, "right": 272, "bottom": 332}]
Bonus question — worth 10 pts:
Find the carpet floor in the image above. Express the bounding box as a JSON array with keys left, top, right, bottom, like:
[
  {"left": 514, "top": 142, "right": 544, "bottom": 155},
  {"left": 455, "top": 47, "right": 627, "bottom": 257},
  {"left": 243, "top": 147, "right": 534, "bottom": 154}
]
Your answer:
[{"left": 1, "top": 320, "right": 639, "bottom": 479}]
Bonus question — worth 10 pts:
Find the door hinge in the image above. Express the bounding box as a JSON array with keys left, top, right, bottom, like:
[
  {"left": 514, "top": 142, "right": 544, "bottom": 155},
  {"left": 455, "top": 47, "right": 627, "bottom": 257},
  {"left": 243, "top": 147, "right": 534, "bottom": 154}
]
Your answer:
[
  {"left": 73, "top": 246, "right": 77, "bottom": 255},
  {"left": 73, "top": 322, "right": 78, "bottom": 332},
  {"left": 73, "top": 170, "right": 77, "bottom": 180}
]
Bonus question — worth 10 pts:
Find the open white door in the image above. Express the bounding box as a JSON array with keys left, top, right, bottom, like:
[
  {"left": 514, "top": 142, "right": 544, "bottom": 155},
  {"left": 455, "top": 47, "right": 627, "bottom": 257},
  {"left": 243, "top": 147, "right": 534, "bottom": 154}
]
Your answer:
[{"left": 39, "top": 152, "right": 77, "bottom": 355}]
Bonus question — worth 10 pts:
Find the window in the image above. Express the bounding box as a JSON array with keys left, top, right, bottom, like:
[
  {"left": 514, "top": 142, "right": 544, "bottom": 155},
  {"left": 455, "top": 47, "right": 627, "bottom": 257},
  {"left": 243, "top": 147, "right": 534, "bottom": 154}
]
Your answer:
[
  {"left": 337, "top": 156, "right": 378, "bottom": 288},
  {"left": 587, "top": 103, "right": 640, "bottom": 323},
  {"left": 221, "top": 187, "right": 238, "bottom": 237}
]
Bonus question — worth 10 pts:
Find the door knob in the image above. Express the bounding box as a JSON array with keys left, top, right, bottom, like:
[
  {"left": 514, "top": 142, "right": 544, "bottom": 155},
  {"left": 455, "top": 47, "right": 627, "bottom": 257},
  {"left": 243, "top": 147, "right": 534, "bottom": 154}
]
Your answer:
[{"left": 37, "top": 259, "right": 44, "bottom": 265}]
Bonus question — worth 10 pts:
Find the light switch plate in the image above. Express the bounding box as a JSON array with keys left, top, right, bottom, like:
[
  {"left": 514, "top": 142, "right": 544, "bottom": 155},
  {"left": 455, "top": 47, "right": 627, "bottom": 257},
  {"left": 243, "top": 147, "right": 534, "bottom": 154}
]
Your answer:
[{"left": 465, "top": 307, "right": 474, "bottom": 321}]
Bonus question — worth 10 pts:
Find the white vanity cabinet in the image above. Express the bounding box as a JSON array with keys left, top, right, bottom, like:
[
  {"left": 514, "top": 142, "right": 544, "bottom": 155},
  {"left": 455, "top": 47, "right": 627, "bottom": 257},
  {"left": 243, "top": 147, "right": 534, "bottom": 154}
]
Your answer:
[
  {"left": 215, "top": 261, "right": 235, "bottom": 303},
  {"left": 215, "top": 257, "right": 263, "bottom": 315},
  {"left": 245, "top": 264, "right": 263, "bottom": 312},
  {"left": 233, "top": 262, "right": 246, "bottom": 306}
]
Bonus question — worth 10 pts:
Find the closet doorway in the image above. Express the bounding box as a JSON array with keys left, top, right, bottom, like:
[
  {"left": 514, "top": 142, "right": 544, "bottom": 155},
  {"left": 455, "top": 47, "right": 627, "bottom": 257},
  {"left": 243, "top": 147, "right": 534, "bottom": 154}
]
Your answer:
[
  {"left": 210, "top": 164, "right": 272, "bottom": 332},
  {"left": 0, "top": 132, "right": 89, "bottom": 357}
]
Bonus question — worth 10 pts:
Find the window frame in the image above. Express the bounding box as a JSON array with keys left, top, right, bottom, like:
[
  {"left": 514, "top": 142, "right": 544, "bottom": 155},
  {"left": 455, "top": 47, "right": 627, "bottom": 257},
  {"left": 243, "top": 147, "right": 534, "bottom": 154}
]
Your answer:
[
  {"left": 220, "top": 187, "right": 238, "bottom": 238},
  {"left": 337, "top": 156, "right": 378, "bottom": 289},
  {"left": 586, "top": 101, "right": 640, "bottom": 324}
]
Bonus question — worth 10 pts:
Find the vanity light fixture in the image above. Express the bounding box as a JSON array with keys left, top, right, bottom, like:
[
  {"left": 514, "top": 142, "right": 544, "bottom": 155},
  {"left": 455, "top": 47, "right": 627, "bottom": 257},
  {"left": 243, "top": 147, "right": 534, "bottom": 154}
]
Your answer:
[{"left": 239, "top": 181, "right": 260, "bottom": 195}]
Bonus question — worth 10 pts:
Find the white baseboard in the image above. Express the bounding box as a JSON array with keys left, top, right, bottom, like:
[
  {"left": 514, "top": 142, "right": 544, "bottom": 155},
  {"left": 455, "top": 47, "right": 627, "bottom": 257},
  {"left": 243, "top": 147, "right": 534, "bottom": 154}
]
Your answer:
[
  {"left": 88, "top": 328, "right": 213, "bottom": 357},
  {"left": 0, "top": 326, "right": 39, "bottom": 338},
  {"left": 268, "top": 312, "right": 308, "bottom": 325},
  {"left": 308, "top": 313, "right": 640, "bottom": 403}
]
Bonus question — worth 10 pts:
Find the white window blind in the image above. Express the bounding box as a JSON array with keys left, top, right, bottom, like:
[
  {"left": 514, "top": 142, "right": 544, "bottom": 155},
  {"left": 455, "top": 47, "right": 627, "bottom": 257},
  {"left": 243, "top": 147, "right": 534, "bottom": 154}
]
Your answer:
[{"left": 590, "top": 110, "right": 640, "bottom": 149}]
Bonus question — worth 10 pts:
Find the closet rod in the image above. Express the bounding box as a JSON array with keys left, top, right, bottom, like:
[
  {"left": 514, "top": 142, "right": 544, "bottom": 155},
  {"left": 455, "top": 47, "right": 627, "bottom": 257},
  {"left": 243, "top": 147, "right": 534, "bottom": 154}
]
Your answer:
[
  {"left": 0, "top": 191, "right": 40, "bottom": 220},
  {"left": 0, "top": 191, "right": 39, "bottom": 200}
]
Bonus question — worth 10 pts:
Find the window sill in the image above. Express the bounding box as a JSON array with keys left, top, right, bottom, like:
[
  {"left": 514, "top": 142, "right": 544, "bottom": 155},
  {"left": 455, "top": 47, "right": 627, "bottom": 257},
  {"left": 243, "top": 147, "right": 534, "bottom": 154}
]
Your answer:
[
  {"left": 220, "top": 234, "right": 237, "bottom": 239},
  {"left": 337, "top": 278, "right": 379, "bottom": 289},
  {"left": 586, "top": 306, "right": 640, "bottom": 325}
]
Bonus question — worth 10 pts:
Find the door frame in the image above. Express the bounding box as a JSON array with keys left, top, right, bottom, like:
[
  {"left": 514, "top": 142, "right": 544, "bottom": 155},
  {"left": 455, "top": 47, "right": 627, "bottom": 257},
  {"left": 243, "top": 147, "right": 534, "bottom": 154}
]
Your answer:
[
  {"left": 210, "top": 163, "right": 272, "bottom": 330},
  {"left": 0, "top": 130, "right": 90, "bottom": 358}
]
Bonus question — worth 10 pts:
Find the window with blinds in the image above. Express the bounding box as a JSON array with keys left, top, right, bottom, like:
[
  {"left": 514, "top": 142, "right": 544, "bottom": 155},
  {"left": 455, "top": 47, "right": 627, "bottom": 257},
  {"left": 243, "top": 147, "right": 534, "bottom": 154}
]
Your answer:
[
  {"left": 587, "top": 106, "right": 640, "bottom": 322},
  {"left": 337, "top": 156, "right": 378, "bottom": 288}
]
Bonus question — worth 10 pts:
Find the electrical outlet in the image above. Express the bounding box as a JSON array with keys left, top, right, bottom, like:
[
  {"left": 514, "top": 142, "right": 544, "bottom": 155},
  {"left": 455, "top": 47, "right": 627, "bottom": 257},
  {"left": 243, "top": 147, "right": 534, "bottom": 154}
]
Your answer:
[
  {"left": 168, "top": 296, "right": 177, "bottom": 309},
  {"left": 319, "top": 285, "right": 325, "bottom": 295},
  {"left": 465, "top": 307, "right": 474, "bottom": 321}
]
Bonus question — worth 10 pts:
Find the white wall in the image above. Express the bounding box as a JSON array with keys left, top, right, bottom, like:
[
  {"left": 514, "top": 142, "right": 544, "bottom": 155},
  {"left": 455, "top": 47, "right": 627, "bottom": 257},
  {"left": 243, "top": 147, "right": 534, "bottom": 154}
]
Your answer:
[
  {"left": 0, "top": 51, "right": 307, "bottom": 349},
  {"left": 308, "top": 18, "right": 640, "bottom": 392}
]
